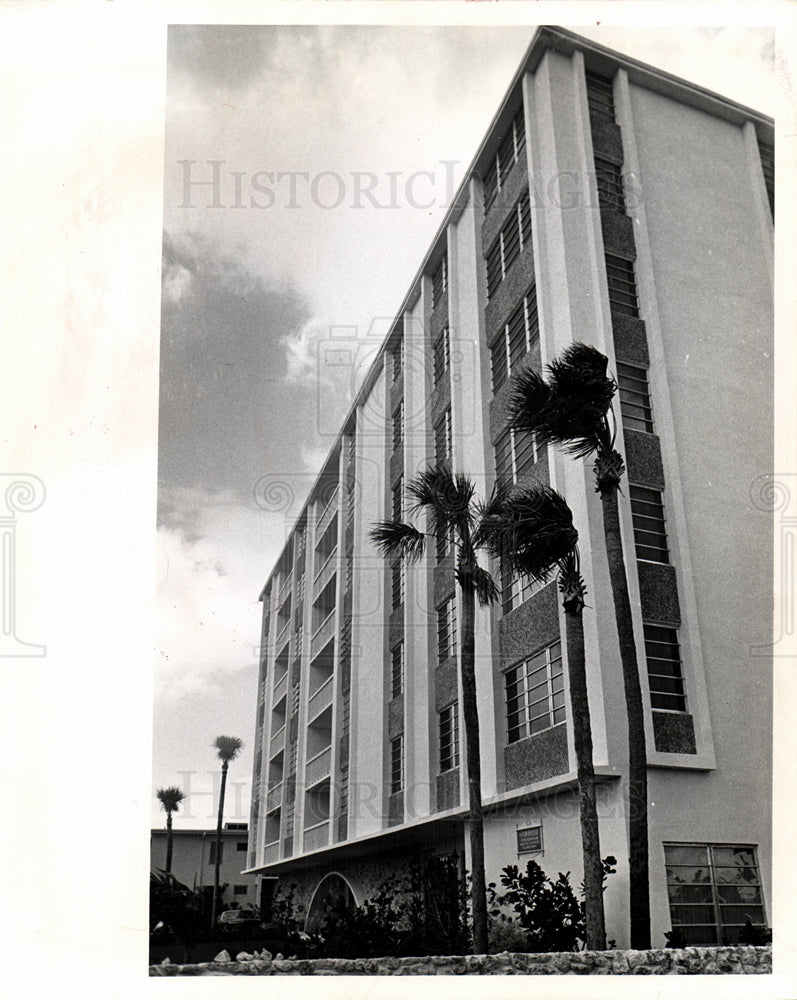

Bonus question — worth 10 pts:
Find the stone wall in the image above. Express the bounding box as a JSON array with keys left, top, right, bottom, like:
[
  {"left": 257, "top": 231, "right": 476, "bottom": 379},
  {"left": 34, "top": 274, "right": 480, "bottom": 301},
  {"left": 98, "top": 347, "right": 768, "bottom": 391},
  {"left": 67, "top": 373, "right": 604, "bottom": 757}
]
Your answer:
[{"left": 150, "top": 945, "right": 771, "bottom": 976}]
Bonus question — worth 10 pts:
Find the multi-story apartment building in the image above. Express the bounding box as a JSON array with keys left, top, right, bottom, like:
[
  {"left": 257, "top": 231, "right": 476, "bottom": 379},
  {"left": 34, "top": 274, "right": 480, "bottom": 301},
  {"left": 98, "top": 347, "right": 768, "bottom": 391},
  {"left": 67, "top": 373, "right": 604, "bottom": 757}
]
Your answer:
[{"left": 244, "top": 27, "right": 774, "bottom": 949}]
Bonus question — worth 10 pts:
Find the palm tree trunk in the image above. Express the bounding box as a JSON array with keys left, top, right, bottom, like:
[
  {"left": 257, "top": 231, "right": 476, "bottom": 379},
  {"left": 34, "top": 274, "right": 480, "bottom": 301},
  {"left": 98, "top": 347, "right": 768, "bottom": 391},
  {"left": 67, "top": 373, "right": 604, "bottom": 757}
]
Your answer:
[
  {"left": 562, "top": 591, "right": 606, "bottom": 950},
  {"left": 459, "top": 581, "right": 488, "bottom": 955},
  {"left": 600, "top": 484, "right": 651, "bottom": 949},
  {"left": 210, "top": 761, "right": 229, "bottom": 933},
  {"left": 165, "top": 812, "right": 174, "bottom": 874}
]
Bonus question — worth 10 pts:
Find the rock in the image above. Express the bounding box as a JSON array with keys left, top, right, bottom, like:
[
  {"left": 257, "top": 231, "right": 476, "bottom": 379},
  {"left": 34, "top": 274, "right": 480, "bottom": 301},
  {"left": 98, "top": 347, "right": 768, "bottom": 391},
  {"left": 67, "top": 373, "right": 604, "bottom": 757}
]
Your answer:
[
  {"left": 213, "top": 950, "right": 231, "bottom": 964},
  {"left": 274, "top": 953, "right": 284, "bottom": 961},
  {"left": 236, "top": 951, "right": 254, "bottom": 962},
  {"left": 258, "top": 949, "right": 273, "bottom": 961},
  {"left": 160, "top": 958, "right": 171, "bottom": 966}
]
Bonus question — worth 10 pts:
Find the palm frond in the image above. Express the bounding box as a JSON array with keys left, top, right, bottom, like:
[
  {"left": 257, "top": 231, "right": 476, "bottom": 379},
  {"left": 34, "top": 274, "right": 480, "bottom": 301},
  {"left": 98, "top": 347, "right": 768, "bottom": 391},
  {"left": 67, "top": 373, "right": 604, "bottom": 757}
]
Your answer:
[
  {"left": 369, "top": 520, "right": 426, "bottom": 562},
  {"left": 455, "top": 563, "right": 500, "bottom": 607},
  {"left": 407, "top": 465, "right": 474, "bottom": 540},
  {"left": 213, "top": 735, "right": 243, "bottom": 764},
  {"left": 157, "top": 786, "right": 185, "bottom": 813},
  {"left": 506, "top": 366, "right": 552, "bottom": 434}
]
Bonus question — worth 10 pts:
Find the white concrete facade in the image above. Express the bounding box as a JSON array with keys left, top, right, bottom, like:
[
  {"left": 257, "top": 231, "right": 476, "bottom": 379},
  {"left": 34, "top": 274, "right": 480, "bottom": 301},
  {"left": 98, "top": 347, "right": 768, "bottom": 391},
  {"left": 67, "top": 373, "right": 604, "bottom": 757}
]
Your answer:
[{"left": 245, "top": 27, "right": 773, "bottom": 950}]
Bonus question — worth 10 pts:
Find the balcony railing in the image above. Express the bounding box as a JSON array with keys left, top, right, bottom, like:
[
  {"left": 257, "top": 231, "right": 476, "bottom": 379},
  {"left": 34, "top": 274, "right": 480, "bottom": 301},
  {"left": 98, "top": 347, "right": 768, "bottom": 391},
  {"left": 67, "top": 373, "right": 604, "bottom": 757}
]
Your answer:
[
  {"left": 316, "top": 487, "right": 339, "bottom": 538},
  {"left": 266, "top": 781, "right": 283, "bottom": 813},
  {"left": 305, "top": 745, "right": 332, "bottom": 787},
  {"left": 311, "top": 610, "right": 336, "bottom": 659},
  {"left": 269, "top": 723, "right": 286, "bottom": 758},
  {"left": 313, "top": 547, "right": 338, "bottom": 595},
  {"left": 263, "top": 839, "right": 280, "bottom": 864},
  {"left": 272, "top": 669, "right": 288, "bottom": 706},
  {"left": 303, "top": 820, "right": 330, "bottom": 853},
  {"left": 307, "top": 674, "right": 334, "bottom": 722}
]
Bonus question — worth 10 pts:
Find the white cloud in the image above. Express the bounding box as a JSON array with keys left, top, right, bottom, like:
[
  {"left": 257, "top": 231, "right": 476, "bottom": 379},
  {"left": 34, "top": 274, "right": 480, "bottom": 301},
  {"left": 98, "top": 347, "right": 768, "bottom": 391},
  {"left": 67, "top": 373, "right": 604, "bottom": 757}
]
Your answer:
[{"left": 162, "top": 262, "right": 193, "bottom": 303}]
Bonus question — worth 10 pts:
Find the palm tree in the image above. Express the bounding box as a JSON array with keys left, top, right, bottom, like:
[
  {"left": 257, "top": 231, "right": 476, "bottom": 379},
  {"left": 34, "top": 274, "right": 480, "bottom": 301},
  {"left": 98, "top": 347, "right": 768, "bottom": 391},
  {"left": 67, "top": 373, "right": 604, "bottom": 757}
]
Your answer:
[
  {"left": 477, "top": 485, "right": 607, "bottom": 949},
  {"left": 370, "top": 466, "right": 501, "bottom": 955},
  {"left": 507, "top": 343, "right": 651, "bottom": 948},
  {"left": 156, "top": 785, "right": 185, "bottom": 874},
  {"left": 210, "top": 734, "right": 243, "bottom": 933}
]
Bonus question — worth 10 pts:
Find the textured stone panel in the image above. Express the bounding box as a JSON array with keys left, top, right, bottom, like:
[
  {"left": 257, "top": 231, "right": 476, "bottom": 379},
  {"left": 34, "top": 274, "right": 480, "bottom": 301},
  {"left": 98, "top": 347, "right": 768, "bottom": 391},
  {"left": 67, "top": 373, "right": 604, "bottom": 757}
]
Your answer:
[
  {"left": 436, "top": 768, "right": 461, "bottom": 811},
  {"left": 498, "top": 582, "right": 560, "bottom": 668},
  {"left": 504, "top": 724, "right": 569, "bottom": 789},
  {"left": 431, "top": 374, "right": 451, "bottom": 424},
  {"left": 435, "top": 660, "right": 459, "bottom": 710},
  {"left": 390, "top": 447, "right": 404, "bottom": 487},
  {"left": 611, "top": 314, "right": 649, "bottom": 366},
  {"left": 388, "top": 696, "right": 404, "bottom": 738},
  {"left": 388, "top": 790, "right": 404, "bottom": 826},
  {"left": 482, "top": 159, "right": 530, "bottom": 251},
  {"left": 600, "top": 210, "right": 636, "bottom": 258},
  {"left": 589, "top": 117, "right": 624, "bottom": 161},
  {"left": 653, "top": 711, "right": 697, "bottom": 754},
  {"left": 638, "top": 561, "right": 681, "bottom": 625},
  {"left": 484, "top": 245, "right": 536, "bottom": 335},
  {"left": 433, "top": 561, "right": 455, "bottom": 609},
  {"left": 430, "top": 292, "right": 449, "bottom": 338},
  {"left": 624, "top": 429, "right": 665, "bottom": 488},
  {"left": 389, "top": 606, "right": 404, "bottom": 650}
]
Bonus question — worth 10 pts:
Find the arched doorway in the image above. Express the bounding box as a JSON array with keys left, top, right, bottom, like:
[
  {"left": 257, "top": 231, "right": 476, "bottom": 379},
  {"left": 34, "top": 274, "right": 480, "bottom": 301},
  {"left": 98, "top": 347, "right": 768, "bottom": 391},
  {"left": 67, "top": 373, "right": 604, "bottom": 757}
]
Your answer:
[{"left": 304, "top": 872, "right": 358, "bottom": 934}]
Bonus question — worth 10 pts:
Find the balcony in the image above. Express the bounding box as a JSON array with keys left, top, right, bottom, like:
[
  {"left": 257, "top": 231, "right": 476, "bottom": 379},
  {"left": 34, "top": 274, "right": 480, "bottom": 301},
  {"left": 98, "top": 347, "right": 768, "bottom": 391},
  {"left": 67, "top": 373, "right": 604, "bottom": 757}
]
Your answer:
[
  {"left": 305, "top": 745, "right": 332, "bottom": 787},
  {"left": 269, "top": 723, "right": 286, "bottom": 758},
  {"left": 303, "top": 820, "right": 330, "bottom": 853},
  {"left": 311, "top": 610, "right": 336, "bottom": 659},
  {"left": 316, "top": 487, "right": 339, "bottom": 538},
  {"left": 313, "top": 547, "right": 338, "bottom": 597},
  {"left": 278, "top": 570, "right": 293, "bottom": 605},
  {"left": 263, "top": 839, "right": 280, "bottom": 864},
  {"left": 266, "top": 781, "right": 283, "bottom": 813},
  {"left": 273, "top": 669, "right": 288, "bottom": 705},
  {"left": 307, "top": 674, "right": 334, "bottom": 723}
]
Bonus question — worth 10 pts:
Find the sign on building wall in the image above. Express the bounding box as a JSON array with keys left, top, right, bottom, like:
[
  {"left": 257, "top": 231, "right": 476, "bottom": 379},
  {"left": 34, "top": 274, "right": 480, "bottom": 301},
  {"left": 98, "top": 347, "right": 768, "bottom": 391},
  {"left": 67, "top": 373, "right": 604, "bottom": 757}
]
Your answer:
[{"left": 516, "top": 825, "right": 542, "bottom": 855}]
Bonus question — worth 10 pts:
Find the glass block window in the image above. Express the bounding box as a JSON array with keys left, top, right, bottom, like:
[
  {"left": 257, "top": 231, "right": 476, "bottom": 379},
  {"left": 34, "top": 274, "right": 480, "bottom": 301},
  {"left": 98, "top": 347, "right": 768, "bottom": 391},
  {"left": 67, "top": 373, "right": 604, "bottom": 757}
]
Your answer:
[
  {"left": 494, "top": 426, "right": 538, "bottom": 486},
  {"left": 505, "top": 641, "right": 565, "bottom": 743},
  {"left": 435, "top": 407, "right": 452, "bottom": 467},
  {"left": 391, "top": 641, "right": 404, "bottom": 699},
  {"left": 617, "top": 361, "right": 654, "bottom": 433},
  {"left": 439, "top": 702, "right": 460, "bottom": 772},
  {"left": 392, "top": 400, "right": 403, "bottom": 453},
  {"left": 483, "top": 105, "right": 527, "bottom": 212},
  {"left": 486, "top": 190, "right": 531, "bottom": 299},
  {"left": 391, "top": 561, "right": 404, "bottom": 611},
  {"left": 664, "top": 844, "right": 766, "bottom": 945},
  {"left": 605, "top": 253, "right": 640, "bottom": 317},
  {"left": 433, "top": 326, "right": 450, "bottom": 389},
  {"left": 432, "top": 254, "right": 448, "bottom": 309},
  {"left": 644, "top": 623, "right": 687, "bottom": 712},
  {"left": 437, "top": 596, "right": 457, "bottom": 664},
  {"left": 630, "top": 485, "right": 669, "bottom": 563},
  {"left": 390, "top": 734, "right": 404, "bottom": 794},
  {"left": 594, "top": 155, "right": 626, "bottom": 213},
  {"left": 490, "top": 286, "right": 539, "bottom": 394},
  {"left": 585, "top": 70, "right": 616, "bottom": 122}
]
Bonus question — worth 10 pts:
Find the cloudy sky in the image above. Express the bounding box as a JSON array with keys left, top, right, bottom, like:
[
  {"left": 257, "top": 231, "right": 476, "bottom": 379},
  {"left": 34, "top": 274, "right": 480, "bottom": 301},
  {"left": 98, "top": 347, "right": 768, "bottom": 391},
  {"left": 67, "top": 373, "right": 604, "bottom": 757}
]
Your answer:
[{"left": 153, "top": 23, "right": 777, "bottom": 829}]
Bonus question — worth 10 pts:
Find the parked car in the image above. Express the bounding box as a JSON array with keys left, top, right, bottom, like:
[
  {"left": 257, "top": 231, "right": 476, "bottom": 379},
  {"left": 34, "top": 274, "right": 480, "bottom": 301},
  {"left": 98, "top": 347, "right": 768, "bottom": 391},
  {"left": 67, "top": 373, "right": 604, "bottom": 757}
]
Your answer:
[{"left": 217, "top": 908, "right": 263, "bottom": 936}]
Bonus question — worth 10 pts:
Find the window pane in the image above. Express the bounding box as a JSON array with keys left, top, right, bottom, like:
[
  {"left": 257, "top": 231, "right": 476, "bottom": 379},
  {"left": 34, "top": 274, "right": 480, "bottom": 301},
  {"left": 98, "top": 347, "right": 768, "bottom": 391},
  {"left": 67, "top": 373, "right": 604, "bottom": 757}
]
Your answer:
[
  {"left": 712, "top": 846, "right": 757, "bottom": 868},
  {"left": 667, "top": 883, "right": 713, "bottom": 903},
  {"left": 665, "top": 845, "right": 709, "bottom": 866}
]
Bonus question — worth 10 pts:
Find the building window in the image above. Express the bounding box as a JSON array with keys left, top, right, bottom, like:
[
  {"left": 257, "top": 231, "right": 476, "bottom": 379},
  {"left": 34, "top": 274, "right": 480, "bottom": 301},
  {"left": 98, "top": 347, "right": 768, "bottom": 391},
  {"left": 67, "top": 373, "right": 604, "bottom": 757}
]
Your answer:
[
  {"left": 434, "top": 408, "right": 452, "bottom": 467},
  {"left": 390, "top": 734, "right": 404, "bottom": 793},
  {"left": 392, "top": 400, "right": 403, "bottom": 453},
  {"left": 391, "top": 641, "right": 404, "bottom": 699},
  {"left": 757, "top": 136, "right": 774, "bottom": 218},
  {"left": 486, "top": 189, "right": 531, "bottom": 299},
  {"left": 585, "top": 69, "right": 616, "bottom": 122},
  {"left": 432, "top": 254, "right": 448, "bottom": 308},
  {"left": 505, "top": 640, "right": 565, "bottom": 743},
  {"left": 664, "top": 844, "right": 766, "bottom": 945},
  {"left": 433, "top": 326, "right": 450, "bottom": 389},
  {"left": 439, "top": 702, "right": 460, "bottom": 772},
  {"left": 594, "top": 155, "right": 626, "bottom": 213},
  {"left": 236, "top": 841, "right": 248, "bottom": 852},
  {"left": 208, "top": 841, "right": 223, "bottom": 865},
  {"left": 500, "top": 561, "right": 546, "bottom": 615},
  {"left": 437, "top": 596, "right": 457, "bottom": 663},
  {"left": 494, "top": 426, "right": 538, "bottom": 486},
  {"left": 391, "top": 561, "right": 405, "bottom": 611},
  {"left": 392, "top": 476, "right": 403, "bottom": 522},
  {"left": 630, "top": 485, "right": 669, "bottom": 563},
  {"left": 605, "top": 253, "right": 640, "bottom": 318},
  {"left": 490, "top": 286, "right": 539, "bottom": 394},
  {"left": 234, "top": 884, "right": 248, "bottom": 896},
  {"left": 617, "top": 361, "right": 654, "bottom": 433},
  {"left": 644, "top": 623, "right": 687, "bottom": 712},
  {"left": 483, "top": 105, "right": 526, "bottom": 212},
  {"left": 391, "top": 337, "right": 403, "bottom": 383}
]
